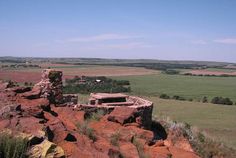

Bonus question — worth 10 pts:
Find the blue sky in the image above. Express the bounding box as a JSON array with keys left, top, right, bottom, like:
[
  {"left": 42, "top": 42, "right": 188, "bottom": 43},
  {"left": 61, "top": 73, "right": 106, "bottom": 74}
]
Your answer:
[{"left": 0, "top": 0, "right": 236, "bottom": 62}]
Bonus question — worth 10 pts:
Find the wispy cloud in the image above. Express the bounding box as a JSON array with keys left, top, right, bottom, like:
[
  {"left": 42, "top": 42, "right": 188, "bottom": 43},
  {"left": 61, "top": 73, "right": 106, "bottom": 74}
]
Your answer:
[
  {"left": 101, "top": 42, "right": 153, "bottom": 49},
  {"left": 83, "top": 42, "right": 154, "bottom": 50},
  {"left": 57, "top": 33, "right": 140, "bottom": 43},
  {"left": 190, "top": 40, "right": 207, "bottom": 45},
  {"left": 214, "top": 38, "right": 236, "bottom": 44}
]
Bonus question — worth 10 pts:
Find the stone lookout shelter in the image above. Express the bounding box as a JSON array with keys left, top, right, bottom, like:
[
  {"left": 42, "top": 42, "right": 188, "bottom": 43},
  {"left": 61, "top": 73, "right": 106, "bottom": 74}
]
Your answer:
[
  {"left": 89, "top": 93, "right": 133, "bottom": 106},
  {"left": 83, "top": 92, "right": 154, "bottom": 129}
]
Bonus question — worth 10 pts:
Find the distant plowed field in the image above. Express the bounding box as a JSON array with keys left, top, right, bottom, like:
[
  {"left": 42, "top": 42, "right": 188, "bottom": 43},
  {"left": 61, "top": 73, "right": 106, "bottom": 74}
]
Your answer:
[
  {"left": 0, "top": 65, "right": 159, "bottom": 83},
  {"left": 185, "top": 69, "right": 236, "bottom": 76}
]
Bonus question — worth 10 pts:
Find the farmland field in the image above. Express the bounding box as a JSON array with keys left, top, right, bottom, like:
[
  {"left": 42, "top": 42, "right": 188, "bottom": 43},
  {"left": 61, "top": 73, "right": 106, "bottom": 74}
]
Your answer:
[
  {"left": 112, "top": 74, "right": 236, "bottom": 102},
  {"left": 0, "top": 64, "right": 159, "bottom": 83}
]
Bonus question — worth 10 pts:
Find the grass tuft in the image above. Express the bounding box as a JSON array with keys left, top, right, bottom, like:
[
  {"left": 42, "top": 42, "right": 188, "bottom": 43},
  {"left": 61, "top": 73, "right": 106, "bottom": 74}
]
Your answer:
[
  {"left": 76, "top": 121, "right": 97, "bottom": 142},
  {"left": 0, "top": 132, "right": 28, "bottom": 158},
  {"left": 110, "top": 131, "right": 121, "bottom": 146}
]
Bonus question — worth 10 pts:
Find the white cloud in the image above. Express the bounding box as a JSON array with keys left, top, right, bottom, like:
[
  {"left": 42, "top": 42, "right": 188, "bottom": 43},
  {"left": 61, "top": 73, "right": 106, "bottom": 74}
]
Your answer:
[
  {"left": 214, "top": 38, "right": 236, "bottom": 44},
  {"left": 101, "top": 42, "right": 153, "bottom": 49},
  {"left": 82, "top": 42, "right": 154, "bottom": 51},
  {"left": 57, "top": 33, "right": 140, "bottom": 43},
  {"left": 190, "top": 40, "right": 207, "bottom": 45}
]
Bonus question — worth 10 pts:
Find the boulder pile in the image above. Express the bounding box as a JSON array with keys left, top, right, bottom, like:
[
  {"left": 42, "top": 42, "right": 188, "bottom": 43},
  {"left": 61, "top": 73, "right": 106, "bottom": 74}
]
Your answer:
[{"left": 0, "top": 69, "right": 200, "bottom": 158}]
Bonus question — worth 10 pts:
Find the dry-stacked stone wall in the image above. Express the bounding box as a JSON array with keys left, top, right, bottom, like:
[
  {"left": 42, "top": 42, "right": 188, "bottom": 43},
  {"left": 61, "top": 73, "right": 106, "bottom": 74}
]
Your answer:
[{"left": 34, "top": 69, "right": 63, "bottom": 104}]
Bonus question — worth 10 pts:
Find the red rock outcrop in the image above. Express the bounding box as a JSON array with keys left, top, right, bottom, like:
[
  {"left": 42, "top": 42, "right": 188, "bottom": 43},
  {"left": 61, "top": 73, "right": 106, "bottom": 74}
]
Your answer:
[{"left": 0, "top": 70, "right": 200, "bottom": 158}]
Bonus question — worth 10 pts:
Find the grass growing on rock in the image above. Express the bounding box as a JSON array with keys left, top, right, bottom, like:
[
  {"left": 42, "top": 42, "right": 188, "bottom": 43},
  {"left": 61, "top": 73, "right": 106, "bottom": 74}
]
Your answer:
[
  {"left": 88, "top": 109, "right": 106, "bottom": 121},
  {"left": 76, "top": 121, "right": 97, "bottom": 142},
  {"left": 110, "top": 131, "right": 121, "bottom": 146},
  {"left": 0, "top": 132, "right": 28, "bottom": 158}
]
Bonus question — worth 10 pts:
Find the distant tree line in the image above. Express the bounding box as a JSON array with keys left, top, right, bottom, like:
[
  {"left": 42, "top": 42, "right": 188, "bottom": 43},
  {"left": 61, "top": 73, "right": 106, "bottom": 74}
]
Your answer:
[
  {"left": 63, "top": 76, "right": 131, "bottom": 94},
  {"left": 162, "top": 69, "right": 180, "bottom": 75},
  {"left": 103, "top": 63, "right": 206, "bottom": 71},
  {"left": 1, "top": 64, "right": 40, "bottom": 69},
  {"left": 183, "top": 73, "right": 236, "bottom": 77},
  {"left": 159, "top": 94, "right": 235, "bottom": 105}
]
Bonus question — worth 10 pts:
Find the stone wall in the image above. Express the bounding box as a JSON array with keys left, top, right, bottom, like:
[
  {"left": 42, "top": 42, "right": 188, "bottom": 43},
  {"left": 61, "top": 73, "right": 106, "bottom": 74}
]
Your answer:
[{"left": 33, "top": 69, "right": 63, "bottom": 104}]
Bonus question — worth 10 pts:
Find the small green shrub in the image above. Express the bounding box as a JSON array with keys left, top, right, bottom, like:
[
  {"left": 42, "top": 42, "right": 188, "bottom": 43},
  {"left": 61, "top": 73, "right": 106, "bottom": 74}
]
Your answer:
[
  {"left": 172, "top": 95, "right": 186, "bottom": 101},
  {"left": 159, "top": 94, "right": 170, "bottom": 99},
  {"left": 110, "top": 131, "right": 121, "bottom": 146},
  {"left": 89, "top": 110, "right": 106, "bottom": 121},
  {"left": 163, "top": 69, "right": 180, "bottom": 75},
  {"left": 76, "top": 122, "right": 97, "bottom": 142},
  {"left": 0, "top": 132, "right": 28, "bottom": 158},
  {"left": 211, "top": 97, "right": 233, "bottom": 105},
  {"left": 202, "top": 96, "right": 208, "bottom": 103}
]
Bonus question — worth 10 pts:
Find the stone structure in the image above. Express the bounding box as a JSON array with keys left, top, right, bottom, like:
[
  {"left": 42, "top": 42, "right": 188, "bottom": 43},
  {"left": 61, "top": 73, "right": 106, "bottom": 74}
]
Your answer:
[
  {"left": 33, "top": 69, "right": 63, "bottom": 104},
  {"left": 84, "top": 93, "right": 153, "bottom": 129}
]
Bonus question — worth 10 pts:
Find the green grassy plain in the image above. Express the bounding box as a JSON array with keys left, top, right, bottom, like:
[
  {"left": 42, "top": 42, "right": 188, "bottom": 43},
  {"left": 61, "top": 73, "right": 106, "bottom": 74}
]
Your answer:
[{"left": 112, "top": 74, "right": 236, "bottom": 102}]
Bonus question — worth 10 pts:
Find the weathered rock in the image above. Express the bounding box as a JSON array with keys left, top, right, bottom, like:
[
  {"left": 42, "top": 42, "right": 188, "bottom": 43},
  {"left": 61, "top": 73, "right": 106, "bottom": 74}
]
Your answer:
[
  {"left": 0, "top": 80, "right": 15, "bottom": 90},
  {"left": 0, "top": 80, "right": 9, "bottom": 90},
  {"left": 21, "top": 87, "right": 41, "bottom": 99},
  {"left": 107, "top": 107, "right": 137, "bottom": 125},
  {"left": 165, "top": 127, "right": 194, "bottom": 152},
  {"left": 168, "top": 147, "right": 200, "bottom": 158},
  {"left": 11, "top": 86, "right": 31, "bottom": 93},
  {"left": 28, "top": 140, "right": 65, "bottom": 158},
  {"left": 18, "top": 98, "right": 50, "bottom": 118},
  {"left": 0, "top": 104, "right": 21, "bottom": 119},
  {"left": 119, "top": 142, "right": 139, "bottom": 158},
  {"left": 146, "top": 146, "right": 172, "bottom": 158}
]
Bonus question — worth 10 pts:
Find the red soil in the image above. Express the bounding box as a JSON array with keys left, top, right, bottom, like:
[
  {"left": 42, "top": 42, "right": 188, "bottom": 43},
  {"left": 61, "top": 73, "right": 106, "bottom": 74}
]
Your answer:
[{"left": 186, "top": 70, "right": 236, "bottom": 76}]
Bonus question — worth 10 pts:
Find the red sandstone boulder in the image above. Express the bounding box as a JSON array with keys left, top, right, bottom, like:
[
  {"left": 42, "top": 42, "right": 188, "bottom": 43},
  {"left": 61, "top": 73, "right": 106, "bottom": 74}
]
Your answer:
[
  {"left": 21, "top": 87, "right": 41, "bottom": 99},
  {"left": 107, "top": 107, "right": 138, "bottom": 125},
  {"left": 147, "top": 146, "right": 171, "bottom": 158},
  {"left": 119, "top": 142, "right": 139, "bottom": 158},
  {"left": 11, "top": 86, "right": 31, "bottom": 93},
  {"left": 169, "top": 147, "right": 200, "bottom": 158}
]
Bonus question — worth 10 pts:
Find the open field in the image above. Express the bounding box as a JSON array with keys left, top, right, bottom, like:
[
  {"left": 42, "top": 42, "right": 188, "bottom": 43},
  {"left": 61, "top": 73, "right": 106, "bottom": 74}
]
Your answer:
[
  {"left": 0, "top": 65, "right": 159, "bottom": 83},
  {"left": 112, "top": 74, "right": 236, "bottom": 102}
]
